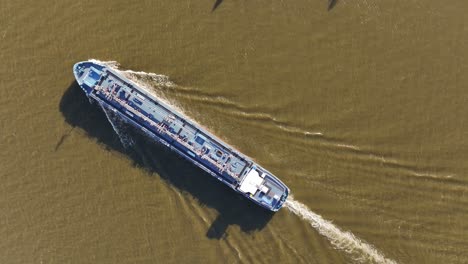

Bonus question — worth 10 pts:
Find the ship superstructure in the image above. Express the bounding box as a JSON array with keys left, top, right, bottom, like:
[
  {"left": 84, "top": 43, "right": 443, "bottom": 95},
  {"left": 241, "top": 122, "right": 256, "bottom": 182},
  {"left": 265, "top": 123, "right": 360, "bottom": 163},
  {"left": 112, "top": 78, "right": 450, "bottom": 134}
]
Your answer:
[{"left": 73, "top": 61, "right": 289, "bottom": 211}]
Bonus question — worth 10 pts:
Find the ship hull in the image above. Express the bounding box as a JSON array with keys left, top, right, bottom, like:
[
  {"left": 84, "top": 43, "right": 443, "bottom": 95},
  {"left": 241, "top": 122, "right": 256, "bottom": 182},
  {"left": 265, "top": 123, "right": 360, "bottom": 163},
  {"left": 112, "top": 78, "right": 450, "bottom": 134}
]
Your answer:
[{"left": 73, "top": 61, "right": 289, "bottom": 211}]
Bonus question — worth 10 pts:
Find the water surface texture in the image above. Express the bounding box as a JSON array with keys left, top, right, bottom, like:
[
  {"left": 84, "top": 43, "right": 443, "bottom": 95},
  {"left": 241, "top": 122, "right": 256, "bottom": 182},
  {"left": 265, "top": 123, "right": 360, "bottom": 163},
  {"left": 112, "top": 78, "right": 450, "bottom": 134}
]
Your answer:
[{"left": 1, "top": 1, "right": 468, "bottom": 263}]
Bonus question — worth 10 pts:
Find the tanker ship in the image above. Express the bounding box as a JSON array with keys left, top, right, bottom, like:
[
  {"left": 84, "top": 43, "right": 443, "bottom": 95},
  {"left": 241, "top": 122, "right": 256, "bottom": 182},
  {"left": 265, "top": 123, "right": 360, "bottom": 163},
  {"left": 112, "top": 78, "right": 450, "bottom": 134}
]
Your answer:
[{"left": 73, "top": 61, "right": 289, "bottom": 211}]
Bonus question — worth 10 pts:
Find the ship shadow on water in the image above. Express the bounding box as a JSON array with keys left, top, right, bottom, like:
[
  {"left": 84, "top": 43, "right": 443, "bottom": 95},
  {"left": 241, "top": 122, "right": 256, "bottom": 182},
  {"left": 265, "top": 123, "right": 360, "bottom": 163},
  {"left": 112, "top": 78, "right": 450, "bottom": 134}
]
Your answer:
[
  {"left": 328, "top": 0, "right": 338, "bottom": 11},
  {"left": 59, "top": 81, "right": 273, "bottom": 240},
  {"left": 212, "top": 0, "right": 224, "bottom": 12}
]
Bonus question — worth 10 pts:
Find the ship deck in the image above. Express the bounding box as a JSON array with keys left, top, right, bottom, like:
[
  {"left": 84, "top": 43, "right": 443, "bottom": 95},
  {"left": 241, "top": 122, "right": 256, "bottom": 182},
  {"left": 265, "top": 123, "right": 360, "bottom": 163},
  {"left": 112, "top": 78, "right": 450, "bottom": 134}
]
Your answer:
[
  {"left": 74, "top": 61, "right": 289, "bottom": 211},
  {"left": 94, "top": 69, "right": 251, "bottom": 186}
]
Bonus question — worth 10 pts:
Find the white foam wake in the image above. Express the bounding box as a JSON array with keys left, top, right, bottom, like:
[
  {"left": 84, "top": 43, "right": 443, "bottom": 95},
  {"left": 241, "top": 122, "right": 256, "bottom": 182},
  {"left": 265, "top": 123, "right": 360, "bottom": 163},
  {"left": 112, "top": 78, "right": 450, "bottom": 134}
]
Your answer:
[
  {"left": 121, "top": 69, "right": 175, "bottom": 87},
  {"left": 89, "top": 59, "right": 188, "bottom": 115},
  {"left": 285, "top": 198, "right": 396, "bottom": 264},
  {"left": 88, "top": 58, "right": 174, "bottom": 87},
  {"left": 87, "top": 59, "right": 326, "bottom": 140},
  {"left": 99, "top": 102, "right": 134, "bottom": 148},
  {"left": 88, "top": 59, "right": 120, "bottom": 69}
]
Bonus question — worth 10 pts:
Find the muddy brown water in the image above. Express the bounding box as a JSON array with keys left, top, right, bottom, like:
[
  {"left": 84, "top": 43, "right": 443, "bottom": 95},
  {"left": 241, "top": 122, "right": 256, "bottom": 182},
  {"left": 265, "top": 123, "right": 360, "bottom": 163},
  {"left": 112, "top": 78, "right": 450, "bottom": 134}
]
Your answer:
[{"left": 1, "top": 1, "right": 468, "bottom": 263}]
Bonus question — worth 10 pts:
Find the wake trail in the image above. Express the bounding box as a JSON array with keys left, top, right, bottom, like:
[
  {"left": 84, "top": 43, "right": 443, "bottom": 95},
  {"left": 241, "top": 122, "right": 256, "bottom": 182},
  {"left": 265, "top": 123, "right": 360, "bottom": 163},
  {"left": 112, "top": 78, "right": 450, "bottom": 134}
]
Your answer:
[
  {"left": 120, "top": 69, "right": 175, "bottom": 87},
  {"left": 99, "top": 102, "right": 134, "bottom": 148},
  {"left": 285, "top": 198, "right": 396, "bottom": 264},
  {"left": 89, "top": 59, "right": 174, "bottom": 88},
  {"left": 90, "top": 59, "right": 398, "bottom": 262},
  {"left": 88, "top": 59, "right": 324, "bottom": 139}
]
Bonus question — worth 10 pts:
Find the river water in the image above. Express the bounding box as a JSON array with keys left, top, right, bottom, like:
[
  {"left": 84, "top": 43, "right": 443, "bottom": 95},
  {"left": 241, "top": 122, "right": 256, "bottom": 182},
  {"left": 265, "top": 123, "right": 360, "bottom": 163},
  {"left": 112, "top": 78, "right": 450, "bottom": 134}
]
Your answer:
[{"left": 1, "top": 1, "right": 467, "bottom": 263}]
